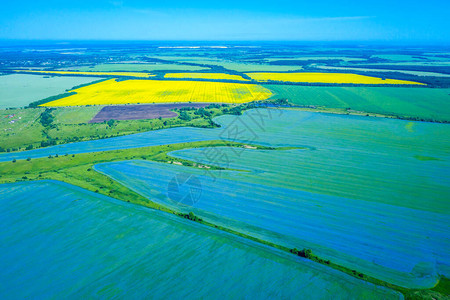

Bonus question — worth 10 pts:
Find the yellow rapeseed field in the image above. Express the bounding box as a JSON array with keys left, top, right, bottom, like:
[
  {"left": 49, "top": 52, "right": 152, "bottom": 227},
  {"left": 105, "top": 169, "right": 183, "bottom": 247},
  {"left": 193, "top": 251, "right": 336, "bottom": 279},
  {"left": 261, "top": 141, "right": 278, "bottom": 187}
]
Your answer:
[
  {"left": 164, "top": 73, "right": 249, "bottom": 81},
  {"left": 41, "top": 79, "right": 272, "bottom": 106},
  {"left": 13, "top": 70, "right": 155, "bottom": 78},
  {"left": 245, "top": 72, "right": 425, "bottom": 85}
]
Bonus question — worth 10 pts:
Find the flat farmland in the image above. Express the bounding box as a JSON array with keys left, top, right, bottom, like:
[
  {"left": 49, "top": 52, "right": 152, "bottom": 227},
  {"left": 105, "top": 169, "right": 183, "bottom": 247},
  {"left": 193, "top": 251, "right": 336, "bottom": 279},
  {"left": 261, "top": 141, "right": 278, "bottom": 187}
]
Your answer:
[
  {"left": 14, "top": 70, "right": 155, "bottom": 78},
  {"left": 164, "top": 73, "right": 249, "bottom": 81},
  {"left": 0, "top": 108, "right": 44, "bottom": 149},
  {"left": 246, "top": 72, "right": 425, "bottom": 85},
  {"left": 154, "top": 57, "right": 305, "bottom": 72},
  {"left": 41, "top": 79, "right": 272, "bottom": 106},
  {"left": 93, "top": 110, "right": 450, "bottom": 288},
  {"left": 203, "top": 61, "right": 304, "bottom": 72},
  {"left": 52, "top": 106, "right": 103, "bottom": 124},
  {"left": 315, "top": 65, "right": 450, "bottom": 78},
  {"left": 0, "top": 180, "right": 400, "bottom": 299},
  {"left": 75, "top": 63, "right": 210, "bottom": 72},
  {"left": 89, "top": 103, "right": 210, "bottom": 123},
  {"left": 0, "top": 74, "right": 102, "bottom": 108},
  {"left": 1, "top": 107, "right": 448, "bottom": 292},
  {"left": 263, "top": 56, "right": 367, "bottom": 62},
  {"left": 266, "top": 85, "right": 450, "bottom": 122}
]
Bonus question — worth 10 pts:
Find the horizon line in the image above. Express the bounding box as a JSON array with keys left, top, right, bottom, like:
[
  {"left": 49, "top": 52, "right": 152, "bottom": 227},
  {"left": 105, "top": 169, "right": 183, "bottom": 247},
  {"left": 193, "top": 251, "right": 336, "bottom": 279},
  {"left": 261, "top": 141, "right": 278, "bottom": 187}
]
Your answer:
[{"left": 0, "top": 39, "right": 450, "bottom": 47}]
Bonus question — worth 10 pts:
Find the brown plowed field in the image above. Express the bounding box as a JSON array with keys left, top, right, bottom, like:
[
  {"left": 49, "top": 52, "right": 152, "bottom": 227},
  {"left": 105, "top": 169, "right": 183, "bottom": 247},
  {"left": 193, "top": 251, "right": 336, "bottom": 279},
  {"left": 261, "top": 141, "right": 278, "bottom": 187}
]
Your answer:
[{"left": 89, "top": 103, "right": 211, "bottom": 123}]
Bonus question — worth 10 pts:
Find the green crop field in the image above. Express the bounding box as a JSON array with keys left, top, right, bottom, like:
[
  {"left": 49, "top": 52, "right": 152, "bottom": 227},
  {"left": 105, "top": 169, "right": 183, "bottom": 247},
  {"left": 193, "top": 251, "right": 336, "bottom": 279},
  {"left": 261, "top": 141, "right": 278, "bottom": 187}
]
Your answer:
[
  {"left": 52, "top": 106, "right": 103, "bottom": 124},
  {"left": 266, "top": 85, "right": 450, "bottom": 122},
  {"left": 0, "top": 108, "right": 45, "bottom": 151},
  {"left": 0, "top": 104, "right": 231, "bottom": 152}
]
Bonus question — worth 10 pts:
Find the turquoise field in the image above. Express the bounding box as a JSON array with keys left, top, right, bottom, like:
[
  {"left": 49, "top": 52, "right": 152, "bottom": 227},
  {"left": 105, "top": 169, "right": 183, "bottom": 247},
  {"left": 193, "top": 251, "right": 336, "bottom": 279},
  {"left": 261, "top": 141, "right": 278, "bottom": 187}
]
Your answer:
[
  {"left": 0, "top": 74, "right": 102, "bottom": 108},
  {"left": 91, "top": 110, "right": 450, "bottom": 288},
  {"left": 1, "top": 109, "right": 448, "bottom": 290},
  {"left": 74, "top": 63, "right": 210, "bottom": 72},
  {"left": 266, "top": 85, "right": 450, "bottom": 122},
  {"left": 149, "top": 56, "right": 305, "bottom": 72},
  {"left": 315, "top": 65, "right": 450, "bottom": 77},
  {"left": 95, "top": 158, "right": 449, "bottom": 288},
  {"left": 0, "top": 180, "right": 401, "bottom": 299}
]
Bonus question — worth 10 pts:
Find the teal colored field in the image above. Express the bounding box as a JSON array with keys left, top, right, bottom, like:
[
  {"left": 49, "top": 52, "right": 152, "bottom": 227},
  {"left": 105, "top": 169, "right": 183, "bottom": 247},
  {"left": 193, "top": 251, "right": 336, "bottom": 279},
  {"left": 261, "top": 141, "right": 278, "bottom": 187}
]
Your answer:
[
  {"left": 266, "top": 85, "right": 450, "bottom": 122},
  {"left": 93, "top": 110, "right": 450, "bottom": 288},
  {"left": 151, "top": 55, "right": 226, "bottom": 63},
  {"left": 372, "top": 54, "right": 427, "bottom": 61},
  {"left": 315, "top": 65, "right": 450, "bottom": 77},
  {"left": 365, "top": 61, "right": 450, "bottom": 67},
  {"left": 204, "top": 61, "right": 304, "bottom": 72},
  {"left": 263, "top": 56, "right": 366, "bottom": 62},
  {"left": 152, "top": 56, "right": 305, "bottom": 72},
  {"left": 156, "top": 57, "right": 304, "bottom": 72},
  {"left": 0, "top": 74, "right": 102, "bottom": 109},
  {"left": 0, "top": 180, "right": 400, "bottom": 299},
  {"left": 75, "top": 63, "right": 210, "bottom": 72},
  {"left": 372, "top": 54, "right": 450, "bottom": 63},
  {"left": 96, "top": 157, "right": 450, "bottom": 289},
  {"left": 0, "top": 108, "right": 449, "bottom": 290}
]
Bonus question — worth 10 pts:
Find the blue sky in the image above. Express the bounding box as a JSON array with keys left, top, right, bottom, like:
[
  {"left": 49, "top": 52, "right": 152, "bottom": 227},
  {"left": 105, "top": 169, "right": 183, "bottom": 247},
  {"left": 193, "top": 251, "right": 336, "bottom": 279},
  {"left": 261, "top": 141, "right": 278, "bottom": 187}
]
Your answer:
[{"left": 1, "top": 0, "right": 449, "bottom": 42}]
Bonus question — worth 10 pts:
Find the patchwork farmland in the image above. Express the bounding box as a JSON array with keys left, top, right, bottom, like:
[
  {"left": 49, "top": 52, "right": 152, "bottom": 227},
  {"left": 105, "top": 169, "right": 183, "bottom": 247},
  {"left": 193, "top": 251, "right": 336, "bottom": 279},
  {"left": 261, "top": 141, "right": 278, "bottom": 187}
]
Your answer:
[{"left": 1, "top": 42, "right": 449, "bottom": 300}]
